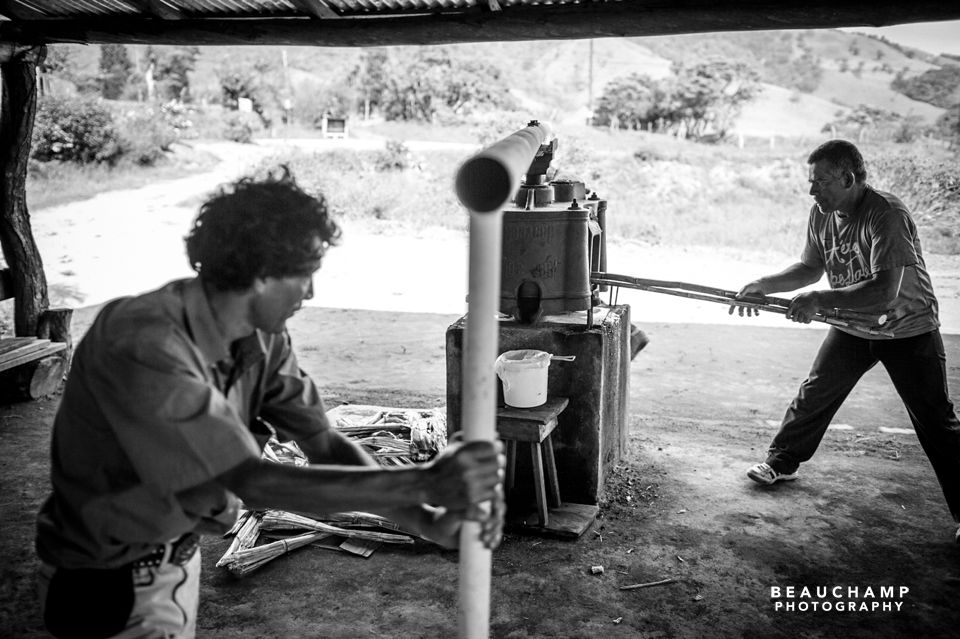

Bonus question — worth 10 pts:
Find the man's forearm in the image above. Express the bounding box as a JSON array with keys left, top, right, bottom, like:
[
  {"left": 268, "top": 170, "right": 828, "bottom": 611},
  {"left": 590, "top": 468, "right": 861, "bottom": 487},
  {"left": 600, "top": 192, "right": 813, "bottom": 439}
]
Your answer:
[
  {"left": 754, "top": 263, "right": 823, "bottom": 294},
  {"left": 812, "top": 268, "right": 902, "bottom": 310},
  {"left": 225, "top": 459, "right": 431, "bottom": 515}
]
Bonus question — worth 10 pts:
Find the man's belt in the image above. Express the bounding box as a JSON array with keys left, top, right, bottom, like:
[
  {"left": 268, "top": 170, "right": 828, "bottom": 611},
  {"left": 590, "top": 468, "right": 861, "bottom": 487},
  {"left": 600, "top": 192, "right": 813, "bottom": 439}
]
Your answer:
[{"left": 130, "top": 532, "right": 200, "bottom": 569}]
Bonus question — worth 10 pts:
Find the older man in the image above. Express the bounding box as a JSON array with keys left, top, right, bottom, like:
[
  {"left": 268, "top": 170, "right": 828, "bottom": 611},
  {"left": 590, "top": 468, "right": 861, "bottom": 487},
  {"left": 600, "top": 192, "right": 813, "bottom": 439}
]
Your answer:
[
  {"left": 732, "top": 140, "right": 960, "bottom": 544},
  {"left": 35, "top": 167, "right": 504, "bottom": 638}
]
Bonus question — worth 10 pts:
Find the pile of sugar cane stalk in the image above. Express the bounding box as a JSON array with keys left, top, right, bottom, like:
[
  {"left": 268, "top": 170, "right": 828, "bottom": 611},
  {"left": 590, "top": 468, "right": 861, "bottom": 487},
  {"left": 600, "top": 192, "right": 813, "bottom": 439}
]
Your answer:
[{"left": 217, "top": 406, "right": 448, "bottom": 577}]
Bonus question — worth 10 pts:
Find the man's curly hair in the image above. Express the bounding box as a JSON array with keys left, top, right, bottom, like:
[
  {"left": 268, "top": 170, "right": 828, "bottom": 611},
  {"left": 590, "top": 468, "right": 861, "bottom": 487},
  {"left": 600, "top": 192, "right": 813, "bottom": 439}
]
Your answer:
[{"left": 185, "top": 166, "right": 341, "bottom": 290}]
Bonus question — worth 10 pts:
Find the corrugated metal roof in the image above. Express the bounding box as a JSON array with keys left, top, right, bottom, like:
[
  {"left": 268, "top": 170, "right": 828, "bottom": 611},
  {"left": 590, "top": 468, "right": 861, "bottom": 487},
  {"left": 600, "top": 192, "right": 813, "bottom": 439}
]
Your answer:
[
  {"left": 1, "top": 0, "right": 958, "bottom": 47},
  {"left": 1, "top": 0, "right": 550, "bottom": 20}
]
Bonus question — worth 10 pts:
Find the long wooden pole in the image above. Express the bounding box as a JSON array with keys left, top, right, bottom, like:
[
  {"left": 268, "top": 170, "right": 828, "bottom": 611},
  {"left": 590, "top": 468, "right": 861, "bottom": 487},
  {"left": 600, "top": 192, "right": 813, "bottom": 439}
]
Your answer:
[
  {"left": 591, "top": 272, "right": 893, "bottom": 337},
  {"left": 454, "top": 122, "right": 548, "bottom": 639}
]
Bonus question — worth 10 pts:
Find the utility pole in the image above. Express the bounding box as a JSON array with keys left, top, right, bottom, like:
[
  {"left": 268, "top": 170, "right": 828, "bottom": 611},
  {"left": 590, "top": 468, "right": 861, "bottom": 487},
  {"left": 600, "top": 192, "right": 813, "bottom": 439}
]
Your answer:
[{"left": 587, "top": 39, "right": 594, "bottom": 123}]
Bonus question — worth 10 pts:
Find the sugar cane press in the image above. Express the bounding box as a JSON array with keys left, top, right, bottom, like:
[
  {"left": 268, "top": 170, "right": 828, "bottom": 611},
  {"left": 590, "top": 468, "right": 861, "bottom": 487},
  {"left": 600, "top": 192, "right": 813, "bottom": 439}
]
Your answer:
[
  {"left": 499, "top": 135, "right": 608, "bottom": 325},
  {"left": 446, "top": 123, "right": 638, "bottom": 527}
]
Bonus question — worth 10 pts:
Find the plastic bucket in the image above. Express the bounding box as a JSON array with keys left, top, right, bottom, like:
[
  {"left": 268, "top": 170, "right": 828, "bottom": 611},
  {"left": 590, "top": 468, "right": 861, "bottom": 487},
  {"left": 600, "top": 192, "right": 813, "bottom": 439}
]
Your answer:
[{"left": 495, "top": 349, "right": 551, "bottom": 408}]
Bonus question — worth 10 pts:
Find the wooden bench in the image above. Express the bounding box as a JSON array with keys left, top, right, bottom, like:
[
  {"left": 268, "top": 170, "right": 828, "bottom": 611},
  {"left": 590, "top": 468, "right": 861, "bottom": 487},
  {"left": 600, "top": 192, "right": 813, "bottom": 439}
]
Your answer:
[
  {"left": 0, "top": 336, "right": 67, "bottom": 373},
  {"left": 0, "top": 267, "right": 72, "bottom": 400}
]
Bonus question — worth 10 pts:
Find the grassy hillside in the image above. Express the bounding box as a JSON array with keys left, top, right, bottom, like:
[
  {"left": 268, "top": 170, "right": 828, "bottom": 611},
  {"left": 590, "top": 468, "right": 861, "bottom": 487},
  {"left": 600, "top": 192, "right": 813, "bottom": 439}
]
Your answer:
[{"left": 45, "top": 26, "right": 954, "bottom": 139}]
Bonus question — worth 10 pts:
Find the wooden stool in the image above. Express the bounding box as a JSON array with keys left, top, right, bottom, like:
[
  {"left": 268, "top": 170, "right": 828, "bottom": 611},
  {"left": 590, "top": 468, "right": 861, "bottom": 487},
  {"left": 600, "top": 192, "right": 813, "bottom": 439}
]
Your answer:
[{"left": 496, "top": 397, "right": 569, "bottom": 527}]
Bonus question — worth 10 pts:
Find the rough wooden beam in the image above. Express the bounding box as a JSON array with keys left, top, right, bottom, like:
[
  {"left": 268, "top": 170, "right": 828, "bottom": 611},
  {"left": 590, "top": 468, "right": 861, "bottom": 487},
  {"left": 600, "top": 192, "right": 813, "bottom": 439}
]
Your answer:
[
  {"left": 0, "top": 46, "right": 48, "bottom": 337},
  {"left": 288, "top": 0, "right": 340, "bottom": 20},
  {"left": 0, "top": 1, "right": 958, "bottom": 46}
]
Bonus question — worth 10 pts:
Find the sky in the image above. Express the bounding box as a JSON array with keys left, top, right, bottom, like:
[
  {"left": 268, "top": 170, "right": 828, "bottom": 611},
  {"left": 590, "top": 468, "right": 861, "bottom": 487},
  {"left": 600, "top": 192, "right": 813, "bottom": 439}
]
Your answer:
[{"left": 841, "top": 20, "right": 960, "bottom": 56}]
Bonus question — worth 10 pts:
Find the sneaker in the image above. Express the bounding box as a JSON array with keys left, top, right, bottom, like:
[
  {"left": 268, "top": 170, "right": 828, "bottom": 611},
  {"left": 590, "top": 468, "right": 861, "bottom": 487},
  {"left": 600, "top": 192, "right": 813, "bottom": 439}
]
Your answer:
[{"left": 747, "top": 462, "right": 798, "bottom": 486}]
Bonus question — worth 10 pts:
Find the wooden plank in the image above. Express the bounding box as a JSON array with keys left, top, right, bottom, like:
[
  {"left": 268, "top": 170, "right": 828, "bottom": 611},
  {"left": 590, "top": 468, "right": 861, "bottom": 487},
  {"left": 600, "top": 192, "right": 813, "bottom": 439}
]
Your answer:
[
  {"left": 0, "top": 336, "right": 39, "bottom": 356},
  {"left": 0, "top": 340, "right": 65, "bottom": 373},
  {"left": 507, "top": 502, "right": 599, "bottom": 539},
  {"left": 1, "top": 2, "right": 959, "bottom": 47},
  {"left": 497, "top": 397, "right": 568, "bottom": 425},
  {"left": 496, "top": 417, "right": 556, "bottom": 443}
]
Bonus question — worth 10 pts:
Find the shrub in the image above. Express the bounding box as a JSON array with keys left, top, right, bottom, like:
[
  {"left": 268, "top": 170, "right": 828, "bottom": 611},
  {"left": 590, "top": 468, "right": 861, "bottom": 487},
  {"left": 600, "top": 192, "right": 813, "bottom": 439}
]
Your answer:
[
  {"left": 114, "top": 107, "right": 178, "bottom": 166},
  {"left": 222, "top": 111, "right": 258, "bottom": 143},
  {"left": 870, "top": 153, "right": 960, "bottom": 254},
  {"left": 375, "top": 140, "right": 414, "bottom": 172},
  {"left": 31, "top": 95, "right": 122, "bottom": 164}
]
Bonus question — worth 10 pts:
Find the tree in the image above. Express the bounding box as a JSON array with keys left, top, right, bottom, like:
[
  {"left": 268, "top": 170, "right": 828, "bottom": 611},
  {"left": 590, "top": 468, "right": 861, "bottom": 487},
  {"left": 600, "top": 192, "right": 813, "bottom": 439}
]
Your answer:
[
  {"left": 351, "top": 49, "right": 389, "bottom": 119},
  {"left": 668, "top": 61, "right": 760, "bottom": 138},
  {"left": 891, "top": 67, "right": 960, "bottom": 109},
  {"left": 39, "top": 44, "right": 100, "bottom": 95},
  {"left": 593, "top": 61, "right": 759, "bottom": 141},
  {"left": 591, "top": 73, "right": 660, "bottom": 130},
  {"left": 821, "top": 104, "right": 925, "bottom": 143},
  {"left": 360, "top": 47, "right": 514, "bottom": 122},
  {"left": 936, "top": 105, "right": 960, "bottom": 148},
  {"left": 145, "top": 46, "right": 200, "bottom": 101},
  {"left": 40, "top": 45, "right": 74, "bottom": 76},
  {"left": 99, "top": 44, "right": 132, "bottom": 100},
  {"left": 216, "top": 55, "right": 281, "bottom": 127}
]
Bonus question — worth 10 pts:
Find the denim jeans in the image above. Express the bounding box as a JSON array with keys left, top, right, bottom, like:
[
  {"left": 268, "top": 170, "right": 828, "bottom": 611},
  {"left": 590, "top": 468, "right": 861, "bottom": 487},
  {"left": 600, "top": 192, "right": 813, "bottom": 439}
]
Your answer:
[{"left": 765, "top": 328, "right": 960, "bottom": 522}]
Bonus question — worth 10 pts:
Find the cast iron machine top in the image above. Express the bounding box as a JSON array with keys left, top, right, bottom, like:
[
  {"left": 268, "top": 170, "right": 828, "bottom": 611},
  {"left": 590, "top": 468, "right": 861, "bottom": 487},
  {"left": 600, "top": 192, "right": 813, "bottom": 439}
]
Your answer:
[{"left": 501, "top": 123, "right": 607, "bottom": 325}]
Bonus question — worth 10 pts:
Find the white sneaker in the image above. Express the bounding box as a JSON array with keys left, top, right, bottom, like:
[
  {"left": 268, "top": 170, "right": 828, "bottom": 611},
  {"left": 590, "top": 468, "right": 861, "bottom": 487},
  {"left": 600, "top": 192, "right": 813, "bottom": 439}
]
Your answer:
[{"left": 747, "top": 462, "right": 798, "bottom": 485}]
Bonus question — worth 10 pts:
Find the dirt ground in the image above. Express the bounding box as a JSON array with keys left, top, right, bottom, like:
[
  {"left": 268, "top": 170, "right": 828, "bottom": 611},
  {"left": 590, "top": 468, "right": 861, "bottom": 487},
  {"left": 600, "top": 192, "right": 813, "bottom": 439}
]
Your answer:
[
  {"left": 2, "top": 140, "right": 959, "bottom": 637},
  {"left": 2, "top": 310, "right": 959, "bottom": 639}
]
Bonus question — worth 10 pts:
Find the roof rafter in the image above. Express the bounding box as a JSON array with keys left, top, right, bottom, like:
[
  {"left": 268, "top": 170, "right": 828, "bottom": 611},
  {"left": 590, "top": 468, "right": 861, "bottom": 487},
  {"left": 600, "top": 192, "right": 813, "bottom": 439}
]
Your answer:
[{"left": 288, "top": 0, "right": 340, "bottom": 20}]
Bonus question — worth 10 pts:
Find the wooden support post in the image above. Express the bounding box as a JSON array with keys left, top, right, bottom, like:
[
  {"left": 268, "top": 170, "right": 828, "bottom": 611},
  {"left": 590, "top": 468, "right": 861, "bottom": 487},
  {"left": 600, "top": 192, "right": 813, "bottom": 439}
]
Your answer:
[
  {"left": 0, "top": 47, "right": 70, "bottom": 402},
  {"left": 0, "top": 45, "right": 48, "bottom": 338}
]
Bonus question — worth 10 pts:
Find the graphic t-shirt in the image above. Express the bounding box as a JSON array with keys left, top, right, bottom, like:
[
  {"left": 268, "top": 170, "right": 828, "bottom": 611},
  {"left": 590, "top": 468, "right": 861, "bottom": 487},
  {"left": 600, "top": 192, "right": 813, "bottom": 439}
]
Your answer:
[{"left": 800, "top": 186, "right": 939, "bottom": 339}]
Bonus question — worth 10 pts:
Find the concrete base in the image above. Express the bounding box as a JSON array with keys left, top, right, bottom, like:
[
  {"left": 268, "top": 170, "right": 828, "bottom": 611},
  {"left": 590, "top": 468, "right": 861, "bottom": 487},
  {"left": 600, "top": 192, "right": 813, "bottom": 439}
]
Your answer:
[{"left": 446, "top": 304, "right": 633, "bottom": 505}]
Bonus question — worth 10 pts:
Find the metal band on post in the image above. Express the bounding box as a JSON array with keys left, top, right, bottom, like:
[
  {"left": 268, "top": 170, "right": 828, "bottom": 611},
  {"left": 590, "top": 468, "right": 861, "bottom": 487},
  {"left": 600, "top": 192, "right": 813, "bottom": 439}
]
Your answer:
[{"left": 454, "top": 121, "right": 548, "bottom": 639}]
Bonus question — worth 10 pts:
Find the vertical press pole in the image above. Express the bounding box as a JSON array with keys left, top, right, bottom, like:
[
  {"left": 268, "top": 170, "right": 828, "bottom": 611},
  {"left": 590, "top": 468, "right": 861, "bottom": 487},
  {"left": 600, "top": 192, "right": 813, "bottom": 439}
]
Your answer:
[
  {"left": 454, "top": 122, "right": 549, "bottom": 639},
  {"left": 458, "top": 210, "right": 501, "bottom": 639}
]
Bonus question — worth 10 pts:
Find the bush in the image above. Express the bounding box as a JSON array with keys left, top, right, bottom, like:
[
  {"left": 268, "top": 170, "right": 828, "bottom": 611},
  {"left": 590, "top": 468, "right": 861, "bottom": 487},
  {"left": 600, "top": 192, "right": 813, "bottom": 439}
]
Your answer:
[
  {"left": 114, "top": 108, "right": 178, "bottom": 166},
  {"left": 222, "top": 111, "right": 258, "bottom": 143},
  {"left": 31, "top": 95, "right": 122, "bottom": 164},
  {"left": 374, "top": 140, "right": 414, "bottom": 172},
  {"left": 869, "top": 153, "right": 960, "bottom": 254}
]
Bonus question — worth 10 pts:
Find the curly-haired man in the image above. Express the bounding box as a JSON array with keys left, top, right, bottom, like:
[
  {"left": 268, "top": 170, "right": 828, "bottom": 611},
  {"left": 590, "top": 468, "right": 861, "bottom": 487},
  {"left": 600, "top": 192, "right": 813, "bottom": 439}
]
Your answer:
[{"left": 35, "top": 167, "right": 504, "bottom": 638}]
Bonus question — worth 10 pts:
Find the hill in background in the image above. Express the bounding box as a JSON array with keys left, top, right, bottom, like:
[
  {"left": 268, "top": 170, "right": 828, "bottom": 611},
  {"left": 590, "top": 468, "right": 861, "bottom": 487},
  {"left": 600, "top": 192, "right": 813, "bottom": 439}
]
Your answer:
[{"left": 45, "top": 27, "right": 958, "bottom": 140}]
